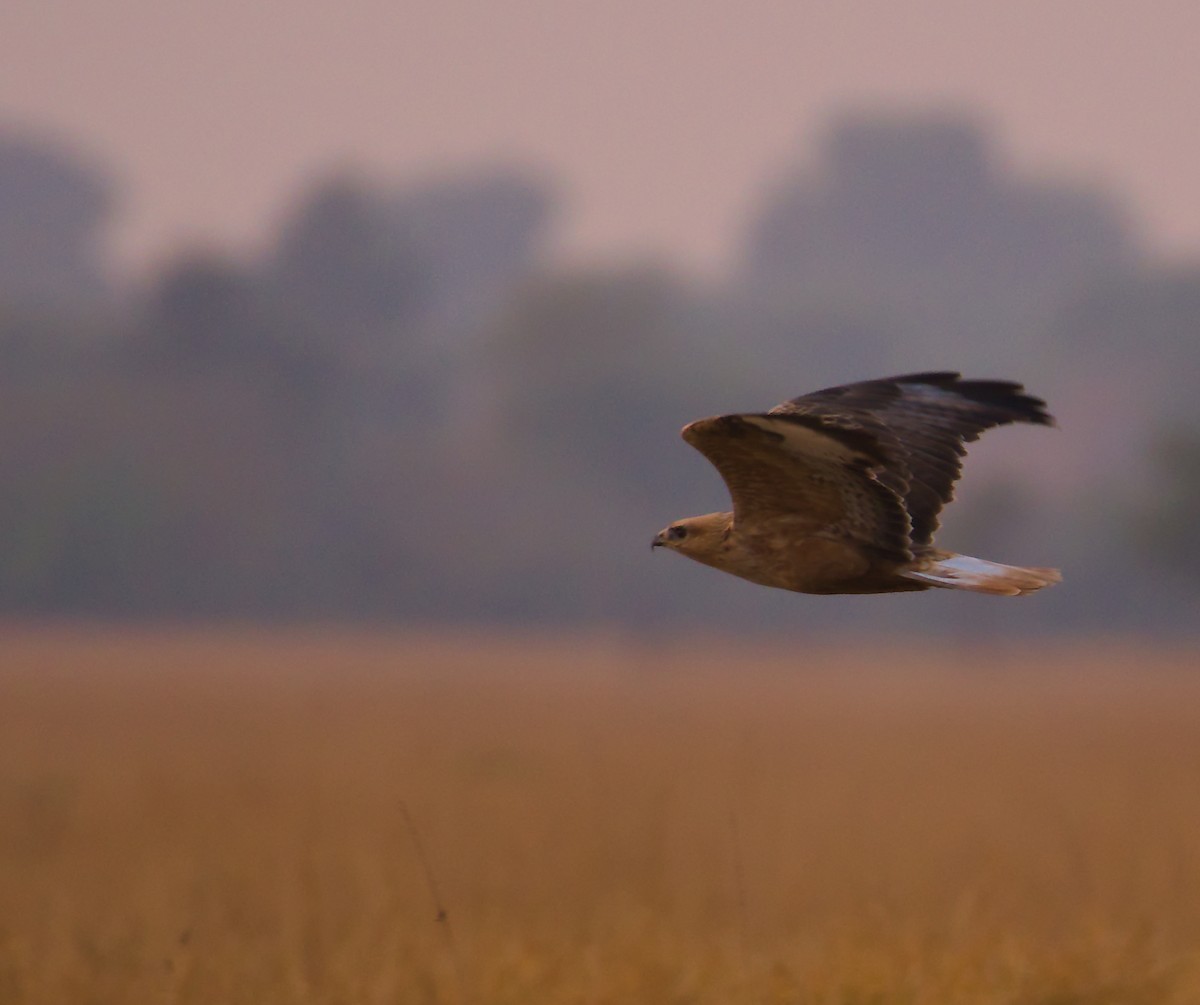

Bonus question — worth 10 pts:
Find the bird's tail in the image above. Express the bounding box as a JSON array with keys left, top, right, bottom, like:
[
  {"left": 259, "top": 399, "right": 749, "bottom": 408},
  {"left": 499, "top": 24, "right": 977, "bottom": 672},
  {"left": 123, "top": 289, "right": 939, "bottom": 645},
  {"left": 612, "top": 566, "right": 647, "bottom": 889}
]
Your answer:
[{"left": 900, "top": 552, "right": 1061, "bottom": 597}]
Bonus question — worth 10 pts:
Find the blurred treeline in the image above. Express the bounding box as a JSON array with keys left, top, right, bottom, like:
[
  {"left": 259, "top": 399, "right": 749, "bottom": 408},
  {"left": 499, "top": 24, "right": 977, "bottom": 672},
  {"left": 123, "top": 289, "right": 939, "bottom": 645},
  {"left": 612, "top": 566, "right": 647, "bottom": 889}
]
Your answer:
[{"left": 2, "top": 113, "right": 1197, "bottom": 634}]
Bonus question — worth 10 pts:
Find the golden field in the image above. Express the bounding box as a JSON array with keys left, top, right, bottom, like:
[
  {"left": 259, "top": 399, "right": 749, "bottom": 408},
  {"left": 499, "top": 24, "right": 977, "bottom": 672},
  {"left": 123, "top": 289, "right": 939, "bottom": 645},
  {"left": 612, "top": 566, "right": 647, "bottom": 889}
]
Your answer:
[{"left": 3, "top": 627, "right": 1200, "bottom": 1003}]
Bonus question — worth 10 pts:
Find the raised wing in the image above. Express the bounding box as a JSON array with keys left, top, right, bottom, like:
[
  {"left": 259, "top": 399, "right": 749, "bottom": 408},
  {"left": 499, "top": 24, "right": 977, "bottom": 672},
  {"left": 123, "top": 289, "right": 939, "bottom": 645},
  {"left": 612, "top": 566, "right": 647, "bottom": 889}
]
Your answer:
[
  {"left": 770, "top": 372, "right": 1053, "bottom": 545},
  {"left": 681, "top": 411, "right": 912, "bottom": 563}
]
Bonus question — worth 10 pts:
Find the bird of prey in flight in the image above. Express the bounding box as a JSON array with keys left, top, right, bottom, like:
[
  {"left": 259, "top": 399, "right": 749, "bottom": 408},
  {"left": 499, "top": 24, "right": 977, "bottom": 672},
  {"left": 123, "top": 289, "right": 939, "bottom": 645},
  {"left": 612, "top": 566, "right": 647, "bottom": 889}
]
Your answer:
[{"left": 652, "top": 372, "right": 1060, "bottom": 596}]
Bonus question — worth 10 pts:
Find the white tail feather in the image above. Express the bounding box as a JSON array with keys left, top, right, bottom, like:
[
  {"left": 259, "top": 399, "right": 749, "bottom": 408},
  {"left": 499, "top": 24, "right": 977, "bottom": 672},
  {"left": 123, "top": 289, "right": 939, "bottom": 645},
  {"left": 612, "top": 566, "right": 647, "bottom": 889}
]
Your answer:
[{"left": 901, "top": 553, "right": 1061, "bottom": 596}]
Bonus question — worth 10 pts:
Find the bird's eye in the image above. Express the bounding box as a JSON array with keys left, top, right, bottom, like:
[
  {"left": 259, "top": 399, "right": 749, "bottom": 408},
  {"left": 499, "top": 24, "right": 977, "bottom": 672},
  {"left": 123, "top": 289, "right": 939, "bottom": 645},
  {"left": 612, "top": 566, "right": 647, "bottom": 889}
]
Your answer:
[{"left": 668, "top": 525, "right": 688, "bottom": 541}]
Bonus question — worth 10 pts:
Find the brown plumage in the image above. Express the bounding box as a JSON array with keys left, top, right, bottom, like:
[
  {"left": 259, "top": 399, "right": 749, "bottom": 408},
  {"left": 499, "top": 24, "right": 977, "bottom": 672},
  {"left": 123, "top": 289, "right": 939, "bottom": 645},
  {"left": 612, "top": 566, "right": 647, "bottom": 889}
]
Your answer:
[{"left": 652, "top": 372, "right": 1061, "bottom": 596}]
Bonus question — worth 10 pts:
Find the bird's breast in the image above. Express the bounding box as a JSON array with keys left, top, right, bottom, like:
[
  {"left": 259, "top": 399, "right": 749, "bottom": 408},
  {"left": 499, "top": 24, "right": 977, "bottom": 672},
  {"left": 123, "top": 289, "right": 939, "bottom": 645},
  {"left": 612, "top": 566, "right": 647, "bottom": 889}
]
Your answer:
[{"left": 733, "top": 528, "right": 873, "bottom": 593}]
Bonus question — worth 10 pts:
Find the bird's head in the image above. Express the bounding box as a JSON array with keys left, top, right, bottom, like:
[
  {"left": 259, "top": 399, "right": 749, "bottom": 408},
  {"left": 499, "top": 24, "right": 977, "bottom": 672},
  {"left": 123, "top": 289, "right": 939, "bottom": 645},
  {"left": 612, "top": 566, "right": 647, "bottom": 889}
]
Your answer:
[{"left": 651, "top": 513, "right": 732, "bottom": 560}]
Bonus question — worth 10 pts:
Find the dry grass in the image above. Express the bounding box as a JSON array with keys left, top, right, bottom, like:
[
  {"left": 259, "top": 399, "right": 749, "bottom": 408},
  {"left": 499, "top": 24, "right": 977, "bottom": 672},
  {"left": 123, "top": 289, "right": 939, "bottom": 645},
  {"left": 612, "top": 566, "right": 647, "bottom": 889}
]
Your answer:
[{"left": 3, "top": 626, "right": 1200, "bottom": 1003}]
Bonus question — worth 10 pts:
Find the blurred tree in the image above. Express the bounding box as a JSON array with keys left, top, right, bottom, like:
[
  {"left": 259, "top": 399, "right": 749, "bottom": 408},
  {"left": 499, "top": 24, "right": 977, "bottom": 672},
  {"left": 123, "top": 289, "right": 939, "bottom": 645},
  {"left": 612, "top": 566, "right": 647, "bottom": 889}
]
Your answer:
[
  {"left": 268, "top": 166, "right": 555, "bottom": 350},
  {"left": 390, "top": 167, "right": 556, "bottom": 333},
  {"left": 134, "top": 250, "right": 335, "bottom": 408},
  {"left": 0, "top": 131, "right": 116, "bottom": 310},
  {"left": 740, "top": 112, "right": 1138, "bottom": 364},
  {"left": 269, "top": 174, "right": 430, "bottom": 352},
  {"left": 1135, "top": 429, "right": 1200, "bottom": 577},
  {"left": 1053, "top": 269, "right": 1200, "bottom": 391},
  {"left": 141, "top": 253, "right": 267, "bottom": 363},
  {"left": 486, "top": 267, "right": 718, "bottom": 475}
]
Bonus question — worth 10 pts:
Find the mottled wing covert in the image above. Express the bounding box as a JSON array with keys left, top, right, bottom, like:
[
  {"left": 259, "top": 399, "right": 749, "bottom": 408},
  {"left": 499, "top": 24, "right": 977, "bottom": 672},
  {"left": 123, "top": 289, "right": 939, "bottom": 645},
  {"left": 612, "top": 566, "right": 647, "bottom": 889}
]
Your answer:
[{"left": 681, "top": 411, "right": 913, "bottom": 563}]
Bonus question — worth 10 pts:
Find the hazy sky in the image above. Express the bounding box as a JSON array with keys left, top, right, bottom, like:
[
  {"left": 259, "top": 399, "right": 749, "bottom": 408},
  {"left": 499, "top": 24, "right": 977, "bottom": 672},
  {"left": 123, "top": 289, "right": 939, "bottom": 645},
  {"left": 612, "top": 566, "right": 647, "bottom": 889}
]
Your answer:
[{"left": 4, "top": 1, "right": 1199, "bottom": 275}]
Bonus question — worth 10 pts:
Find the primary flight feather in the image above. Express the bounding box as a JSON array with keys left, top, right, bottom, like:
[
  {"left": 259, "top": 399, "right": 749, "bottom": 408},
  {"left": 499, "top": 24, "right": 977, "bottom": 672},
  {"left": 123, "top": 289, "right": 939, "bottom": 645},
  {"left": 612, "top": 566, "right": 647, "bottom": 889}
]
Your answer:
[{"left": 652, "top": 372, "right": 1061, "bottom": 596}]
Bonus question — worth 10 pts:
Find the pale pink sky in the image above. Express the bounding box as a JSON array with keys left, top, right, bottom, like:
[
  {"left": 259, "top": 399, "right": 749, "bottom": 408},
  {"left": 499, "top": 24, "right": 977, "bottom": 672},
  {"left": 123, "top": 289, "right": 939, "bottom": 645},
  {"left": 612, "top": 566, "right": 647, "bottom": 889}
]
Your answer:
[{"left": 3, "top": 1, "right": 1199, "bottom": 276}]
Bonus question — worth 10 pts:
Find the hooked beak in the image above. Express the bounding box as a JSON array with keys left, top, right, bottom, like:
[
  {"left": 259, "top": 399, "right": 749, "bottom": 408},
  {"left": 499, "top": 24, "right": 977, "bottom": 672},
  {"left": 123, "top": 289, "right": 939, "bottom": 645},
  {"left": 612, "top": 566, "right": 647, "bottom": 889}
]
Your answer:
[{"left": 651, "top": 530, "right": 666, "bottom": 550}]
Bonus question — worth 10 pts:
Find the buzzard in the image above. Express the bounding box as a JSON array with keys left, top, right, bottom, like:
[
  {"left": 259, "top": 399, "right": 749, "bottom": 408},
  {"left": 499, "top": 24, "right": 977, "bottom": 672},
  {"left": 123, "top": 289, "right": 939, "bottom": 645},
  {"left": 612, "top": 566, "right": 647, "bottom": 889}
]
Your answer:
[{"left": 652, "top": 372, "right": 1061, "bottom": 596}]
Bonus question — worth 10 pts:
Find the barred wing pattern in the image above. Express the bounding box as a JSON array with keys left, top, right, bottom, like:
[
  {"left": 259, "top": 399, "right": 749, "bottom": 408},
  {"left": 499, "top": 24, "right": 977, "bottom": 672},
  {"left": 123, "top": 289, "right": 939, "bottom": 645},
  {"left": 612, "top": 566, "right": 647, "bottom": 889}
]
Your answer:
[{"left": 767, "top": 372, "right": 1053, "bottom": 547}]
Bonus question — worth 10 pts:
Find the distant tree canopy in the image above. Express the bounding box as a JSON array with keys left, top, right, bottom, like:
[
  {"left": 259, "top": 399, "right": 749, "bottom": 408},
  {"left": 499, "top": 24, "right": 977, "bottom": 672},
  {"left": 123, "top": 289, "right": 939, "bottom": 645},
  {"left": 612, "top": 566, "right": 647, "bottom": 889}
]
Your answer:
[
  {"left": 1135, "top": 429, "right": 1200, "bottom": 578},
  {"left": 142, "top": 254, "right": 281, "bottom": 363},
  {"left": 0, "top": 132, "right": 117, "bottom": 310},
  {"left": 390, "top": 168, "right": 556, "bottom": 329},
  {"left": 270, "top": 175, "right": 431, "bottom": 342},
  {"left": 740, "top": 113, "right": 1137, "bottom": 360},
  {"left": 486, "top": 268, "right": 719, "bottom": 478},
  {"left": 1054, "top": 269, "right": 1200, "bottom": 383},
  {"left": 0, "top": 115, "right": 1195, "bottom": 631},
  {"left": 267, "top": 168, "right": 556, "bottom": 350}
]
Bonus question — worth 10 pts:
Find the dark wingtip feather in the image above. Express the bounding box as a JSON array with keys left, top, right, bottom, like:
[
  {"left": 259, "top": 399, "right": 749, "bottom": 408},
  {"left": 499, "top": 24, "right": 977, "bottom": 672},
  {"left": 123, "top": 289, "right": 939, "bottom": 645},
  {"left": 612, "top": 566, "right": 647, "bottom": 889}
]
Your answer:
[
  {"left": 887, "top": 372, "right": 1055, "bottom": 428},
  {"left": 951, "top": 378, "right": 1055, "bottom": 428}
]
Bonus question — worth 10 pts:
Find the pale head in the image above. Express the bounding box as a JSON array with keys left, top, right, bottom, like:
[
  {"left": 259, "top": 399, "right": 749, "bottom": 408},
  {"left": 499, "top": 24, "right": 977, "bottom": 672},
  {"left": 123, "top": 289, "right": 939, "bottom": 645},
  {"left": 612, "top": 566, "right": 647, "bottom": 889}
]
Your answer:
[{"left": 650, "top": 512, "right": 732, "bottom": 561}]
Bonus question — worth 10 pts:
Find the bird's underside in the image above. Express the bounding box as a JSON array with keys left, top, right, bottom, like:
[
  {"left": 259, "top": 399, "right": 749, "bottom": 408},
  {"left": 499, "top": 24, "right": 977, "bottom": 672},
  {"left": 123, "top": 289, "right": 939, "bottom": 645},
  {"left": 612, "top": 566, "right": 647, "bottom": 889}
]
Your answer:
[{"left": 652, "top": 372, "right": 1061, "bottom": 597}]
